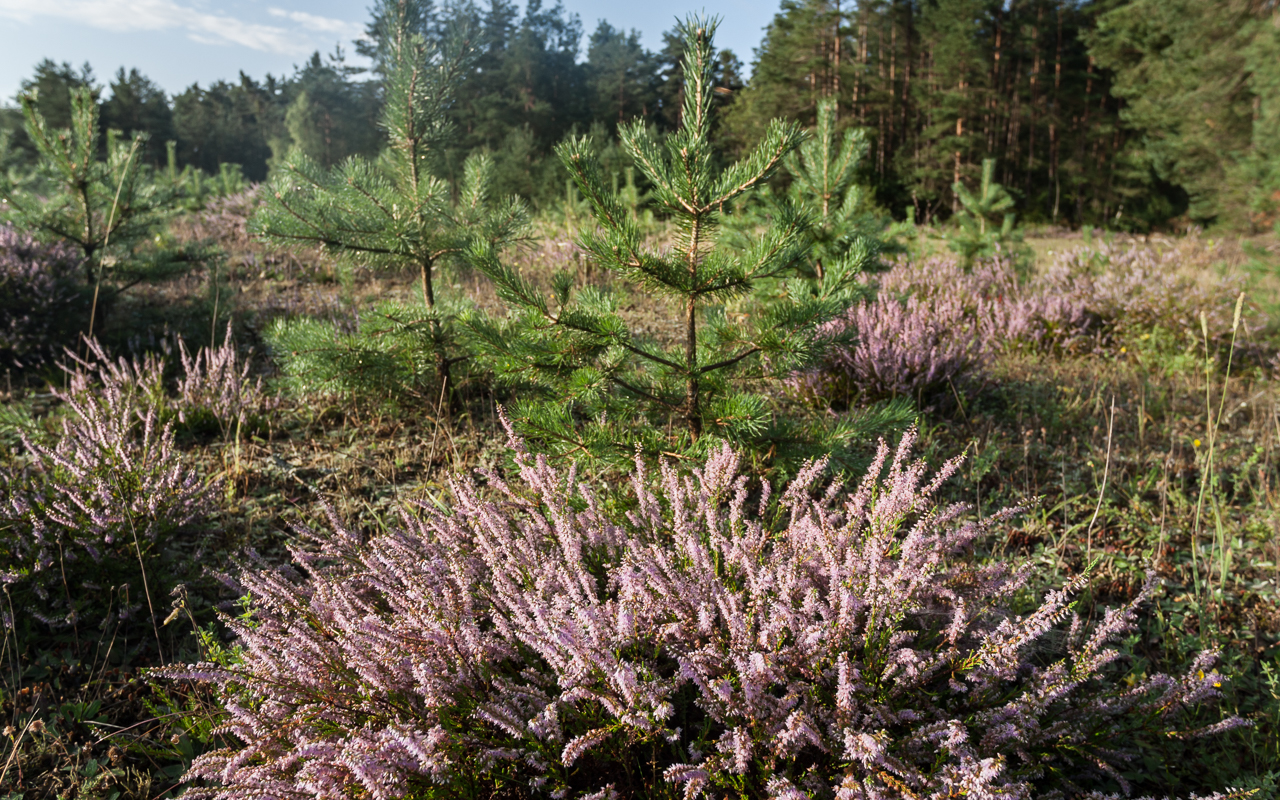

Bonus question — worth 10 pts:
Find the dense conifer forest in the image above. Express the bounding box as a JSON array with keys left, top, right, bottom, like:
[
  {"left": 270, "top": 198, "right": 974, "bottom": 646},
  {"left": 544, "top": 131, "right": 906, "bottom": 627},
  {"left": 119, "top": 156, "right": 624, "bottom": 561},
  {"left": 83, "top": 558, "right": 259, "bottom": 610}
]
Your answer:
[{"left": 4, "top": 0, "right": 1277, "bottom": 230}]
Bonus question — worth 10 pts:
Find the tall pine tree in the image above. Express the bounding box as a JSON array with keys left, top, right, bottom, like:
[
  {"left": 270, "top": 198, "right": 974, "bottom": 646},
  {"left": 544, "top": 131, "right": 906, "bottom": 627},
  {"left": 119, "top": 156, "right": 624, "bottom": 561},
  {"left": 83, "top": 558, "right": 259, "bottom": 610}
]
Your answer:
[
  {"left": 586, "top": 22, "right": 660, "bottom": 130},
  {"left": 1089, "top": 0, "right": 1280, "bottom": 227},
  {"left": 101, "top": 68, "right": 174, "bottom": 167}
]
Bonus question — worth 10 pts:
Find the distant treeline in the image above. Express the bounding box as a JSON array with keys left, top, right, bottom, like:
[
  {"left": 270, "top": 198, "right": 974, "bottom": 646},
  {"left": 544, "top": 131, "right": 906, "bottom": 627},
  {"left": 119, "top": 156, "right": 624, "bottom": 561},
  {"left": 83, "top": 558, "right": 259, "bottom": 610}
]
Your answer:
[
  {"left": 3, "top": 0, "right": 1276, "bottom": 231},
  {"left": 726, "top": 0, "right": 1278, "bottom": 231}
]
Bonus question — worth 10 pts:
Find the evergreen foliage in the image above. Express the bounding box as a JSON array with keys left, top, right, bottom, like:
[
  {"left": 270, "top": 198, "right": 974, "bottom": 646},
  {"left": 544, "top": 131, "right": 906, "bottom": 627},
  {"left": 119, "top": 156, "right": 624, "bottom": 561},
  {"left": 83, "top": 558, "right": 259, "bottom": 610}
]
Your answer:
[
  {"left": 1089, "top": 0, "right": 1280, "bottom": 228},
  {"left": 781, "top": 97, "right": 887, "bottom": 281},
  {"left": 587, "top": 22, "right": 660, "bottom": 131},
  {"left": 3, "top": 1, "right": 1271, "bottom": 231},
  {"left": 101, "top": 68, "right": 175, "bottom": 167},
  {"left": 0, "top": 85, "right": 200, "bottom": 337},
  {"left": 282, "top": 51, "right": 381, "bottom": 170},
  {"left": 653, "top": 25, "right": 744, "bottom": 147},
  {"left": 159, "top": 155, "right": 251, "bottom": 212},
  {"left": 167, "top": 51, "right": 376, "bottom": 183},
  {"left": 440, "top": 0, "right": 593, "bottom": 195},
  {"left": 14, "top": 60, "right": 99, "bottom": 134},
  {"left": 466, "top": 16, "right": 889, "bottom": 469},
  {"left": 724, "top": 1, "right": 1158, "bottom": 228},
  {"left": 357, "top": 0, "right": 441, "bottom": 78},
  {"left": 170, "top": 78, "right": 277, "bottom": 181},
  {"left": 265, "top": 304, "right": 441, "bottom": 406},
  {"left": 948, "top": 157, "right": 1020, "bottom": 266},
  {"left": 253, "top": 6, "right": 529, "bottom": 399},
  {"left": 722, "top": 0, "right": 843, "bottom": 143}
]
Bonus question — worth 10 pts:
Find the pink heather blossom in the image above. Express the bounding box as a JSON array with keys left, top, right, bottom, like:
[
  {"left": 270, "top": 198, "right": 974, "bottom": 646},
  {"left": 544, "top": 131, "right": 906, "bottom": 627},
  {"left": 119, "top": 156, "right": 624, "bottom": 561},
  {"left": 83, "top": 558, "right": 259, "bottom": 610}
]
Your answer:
[
  {"left": 166, "top": 418, "right": 1244, "bottom": 800},
  {"left": 798, "top": 245, "right": 1260, "bottom": 406},
  {"left": 1, "top": 337, "right": 216, "bottom": 627},
  {"left": 177, "top": 322, "right": 273, "bottom": 435}
]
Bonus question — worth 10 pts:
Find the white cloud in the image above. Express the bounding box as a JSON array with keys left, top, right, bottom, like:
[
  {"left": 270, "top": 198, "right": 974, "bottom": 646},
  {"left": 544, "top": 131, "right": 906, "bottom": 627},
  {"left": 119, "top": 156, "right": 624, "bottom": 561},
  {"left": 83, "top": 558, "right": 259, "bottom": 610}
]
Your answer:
[
  {"left": 267, "top": 7, "right": 363, "bottom": 38},
  {"left": 0, "top": 0, "right": 363, "bottom": 56}
]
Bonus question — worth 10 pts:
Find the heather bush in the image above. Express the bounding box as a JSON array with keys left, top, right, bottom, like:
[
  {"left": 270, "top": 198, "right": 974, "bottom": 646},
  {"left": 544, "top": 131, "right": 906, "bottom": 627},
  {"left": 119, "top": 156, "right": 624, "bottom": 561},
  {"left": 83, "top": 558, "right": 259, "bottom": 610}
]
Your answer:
[
  {"left": 189, "top": 187, "right": 262, "bottom": 247},
  {"left": 60, "top": 329, "right": 270, "bottom": 438},
  {"left": 802, "top": 241, "right": 1258, "bottom": 408},
  {"left": 795, "top": 253, "right": 1083, "bottom": 409},
  {"left": 176, "top": 324, "right": 271, "bottom": 437},
  {"left": 62, "top": 334, "right": 170, "bottom": 409},
  {"left": 795, "top": 293, "right": 985, "bottom": 405},
  {"left": 1040, "top": 242, "right": 1256, "bottom": 351},
  {"left": 878, "top": 253, "right": 1098, "bottom": 358},
  {"left": 0, "top": 224, "right": 89, "bottom": 370},
  {"left": 170, "top": 423, "right": 1243, "bottom": 800},
  {"left": 0, "top": 339, "right": 215, "bottom": 626}
]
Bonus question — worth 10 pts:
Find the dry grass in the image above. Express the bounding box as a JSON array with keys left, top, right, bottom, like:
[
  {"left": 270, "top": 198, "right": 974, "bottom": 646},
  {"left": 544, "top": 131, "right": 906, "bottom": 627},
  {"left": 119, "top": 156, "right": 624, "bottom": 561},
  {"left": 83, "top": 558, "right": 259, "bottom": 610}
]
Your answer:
[{"left": 2, "top": 216, "right": 1279, "bottom": 796}]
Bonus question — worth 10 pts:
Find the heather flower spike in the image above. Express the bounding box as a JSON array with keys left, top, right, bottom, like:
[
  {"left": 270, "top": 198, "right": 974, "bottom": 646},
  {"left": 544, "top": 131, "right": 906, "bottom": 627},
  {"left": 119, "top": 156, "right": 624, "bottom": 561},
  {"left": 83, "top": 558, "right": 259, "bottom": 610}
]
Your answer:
[
  {"left": 798, "top": 246, "right": 1256, "bottom": 407},
  {"left": 1, "top": 336, "right": 216, "bottom": 627},
  {"left": 177, "top": 322, "right": 271, "bottom": 436},
  {"left": 167, "top": 425, "right": 1243, "bottom": 800}
]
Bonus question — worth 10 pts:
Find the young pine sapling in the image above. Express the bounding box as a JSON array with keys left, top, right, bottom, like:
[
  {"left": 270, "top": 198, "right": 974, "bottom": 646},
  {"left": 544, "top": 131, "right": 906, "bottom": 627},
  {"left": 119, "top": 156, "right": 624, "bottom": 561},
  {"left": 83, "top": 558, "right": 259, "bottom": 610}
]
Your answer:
[
  {"left": 949, "top": 157, "right": 1021, "bottom": 266},
  {"left": 466, "top": 16, "right": 884, "bottom": 467},
  {"left": 253, "top": 3, "right": 528, "bottom": 401},
  {"left": 0, "top": 86, "right": 199, "bottom": 337},
  {"left": 782, "top": 97, "right": 888, "bottom": 282}
]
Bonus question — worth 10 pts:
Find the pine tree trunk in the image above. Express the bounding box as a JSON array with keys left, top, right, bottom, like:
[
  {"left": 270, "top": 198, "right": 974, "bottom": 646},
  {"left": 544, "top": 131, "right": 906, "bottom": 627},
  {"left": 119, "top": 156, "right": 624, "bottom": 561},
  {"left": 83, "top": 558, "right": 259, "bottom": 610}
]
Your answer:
[
  {"left": 858, "top": 9, "right": 869, "bottom": 123},
  {"left": 421, "top": 258, "right": 436, "bottom": 309},
  {"left": 1027, "top": 4, "right": 1043, "bottom": 195},
  {"left": 878, "top": 18, "right": 886, "bottom": 175},
  {"left": 1076, "top": 55, "right": 1095, "bottom": 226},
  {"left": 832, "top": 0, "right": 841, "bottom": 116},
  {"left": 989, "top": 9, "right": 1001, "bottom": 158},
  {"left": 1051, "top": 0, "right": 1063, "bottom": 221},
  {"left": 421, "top": 256, "right": 452, "bottom": 410},
  {"left": 80, "top": 181, "right": 97, "bottom": 285},
  {"left": 890, "top": 13, "right": 898, "bottom": 159},
  {"left": 684, "top": 217, "right": 702, "bottom": 439},
  {"left": 953, "top": 98, "right": 964, "bottom": 215},
  {"left": 684, "top": 294, "right": 700, "bottom": 439}
]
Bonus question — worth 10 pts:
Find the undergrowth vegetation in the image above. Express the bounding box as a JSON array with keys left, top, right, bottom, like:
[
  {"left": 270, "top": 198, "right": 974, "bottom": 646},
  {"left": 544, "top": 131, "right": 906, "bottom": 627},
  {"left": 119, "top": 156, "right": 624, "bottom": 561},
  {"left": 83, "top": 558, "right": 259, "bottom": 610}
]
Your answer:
[
  {"left": 164, "top": 423, "right": 1244, "bottom": 800},
  {"left": 0, "top": 13, "right": 1278, "bottom": 800},
  {"left": 4, "top": 215, "right": 1278, "bottom": 800}
]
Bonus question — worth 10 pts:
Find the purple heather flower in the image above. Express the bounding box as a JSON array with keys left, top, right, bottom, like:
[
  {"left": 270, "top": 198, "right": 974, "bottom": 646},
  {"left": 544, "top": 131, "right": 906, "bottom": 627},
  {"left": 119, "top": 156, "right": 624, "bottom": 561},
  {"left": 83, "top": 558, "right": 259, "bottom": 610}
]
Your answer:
[{"left": 163, "top": 420, "right": 1243, "bottom": 800}]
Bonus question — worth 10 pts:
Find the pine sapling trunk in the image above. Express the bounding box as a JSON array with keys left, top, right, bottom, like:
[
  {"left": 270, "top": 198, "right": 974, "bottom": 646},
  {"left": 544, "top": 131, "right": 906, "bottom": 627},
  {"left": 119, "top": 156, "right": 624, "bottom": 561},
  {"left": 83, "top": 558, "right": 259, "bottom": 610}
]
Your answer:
[
  {"left": 685, "top": 295, "right": 700, "bottom": 439},
  {"left": 420, "top": 257, "right": 435, "bottom": 309},
  {"left": 684, "top": 216, "right": 702, "bottom": 439},
  {"left": 420, "top": 255, "right": 452, "bottom": 410},
  {"left": 79, "top": 183, "right": 97, "bottom": 285}
]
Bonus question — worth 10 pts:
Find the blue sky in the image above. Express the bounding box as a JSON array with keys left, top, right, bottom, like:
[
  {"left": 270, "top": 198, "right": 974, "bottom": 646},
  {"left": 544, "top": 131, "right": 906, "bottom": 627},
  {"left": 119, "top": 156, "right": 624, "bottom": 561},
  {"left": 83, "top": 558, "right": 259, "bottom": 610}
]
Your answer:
[{"left": 0, "top": 1, "right": 779, "bottom": 103}]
